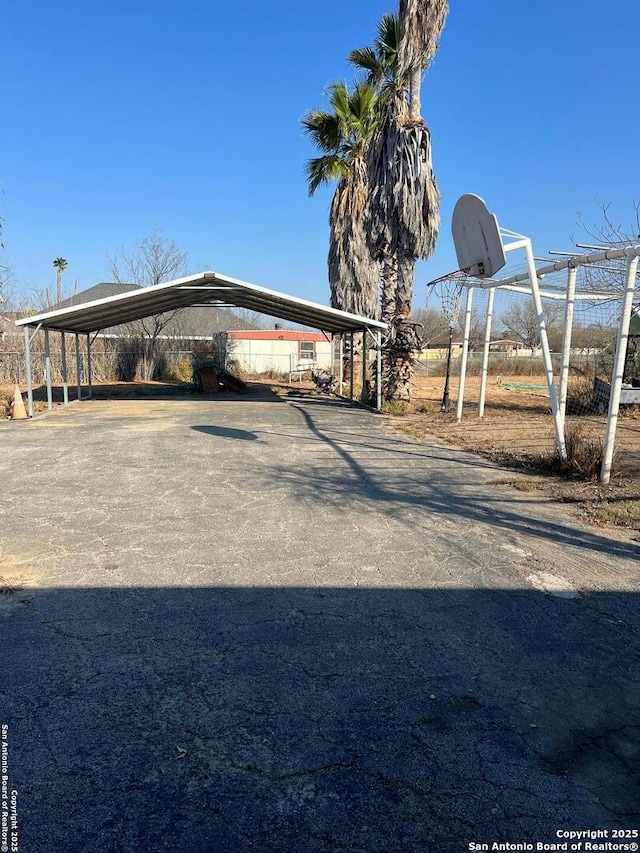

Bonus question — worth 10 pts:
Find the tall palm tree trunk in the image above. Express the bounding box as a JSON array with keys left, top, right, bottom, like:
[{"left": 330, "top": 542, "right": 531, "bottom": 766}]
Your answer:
[
  {"left": 408, "top": 67, "right": 422, "bottom": 123},
  {"left": 380, "top": 254, "right": 398, "bottom": 323}
]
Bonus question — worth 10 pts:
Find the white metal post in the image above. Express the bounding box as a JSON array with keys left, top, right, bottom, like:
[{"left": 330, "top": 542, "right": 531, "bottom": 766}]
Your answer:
[
  {"left": 24, "top": 326, "right": 34, "bottom": 418},
  {"left": 338, "top": 335, "right": 344, "bottom": 396},
  {"left": 601, "top": 255, "right": 639, "bottom": 484},
  {"left": 523, "top": 238, "right": 566, "bottom": 458},
  {"left": 558, "top": 266, "right": 577, "bottom": 431},
  {"left": 87, "top": 334, "right": 93, "bottom": 398},
  {"left": 376, "top": 329, "right": 382, "bottom": 412},
  {"left": 44, "top": 328, "right": 53, "bottom": 411},
  {"left": 478, "top": 287, "right": 495, "bottom": 418},
  {"left": 349, "top": 332, "right": 354, "bottom": 400},
  {"left": 456, "top": 287, "right": 474, "bottom": 422},
  {"left": 75, "top": 334, "right": 82, "bottom": 399},
  {"left": 330, "top": 336, "right": 335, "bottom": 383},
  {"left": 361, "top": 330, "right": 368, "bottom": 403},
  {"left": 60, "top": 331, "right": 69, "bottom": 405}
]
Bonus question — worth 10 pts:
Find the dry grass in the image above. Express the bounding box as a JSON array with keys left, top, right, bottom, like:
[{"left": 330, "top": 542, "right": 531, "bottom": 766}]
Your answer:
[
  {"left": 382, "top": 400, "right": 409, "bottom": 416},
  {"left": 389, "top": 373, "right": 640, "bottom": 533}
]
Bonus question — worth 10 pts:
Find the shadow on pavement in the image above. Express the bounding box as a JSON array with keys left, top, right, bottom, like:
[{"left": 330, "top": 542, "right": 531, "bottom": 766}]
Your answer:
[
  {"left": 3, "top": 585, "right": 639, "bottom": 852},
  {"left": 278, "top": 402, "right": 640, "bottom": 563},
  {"left": 192, "top": 425, "right": 261, "bottom": 441}
]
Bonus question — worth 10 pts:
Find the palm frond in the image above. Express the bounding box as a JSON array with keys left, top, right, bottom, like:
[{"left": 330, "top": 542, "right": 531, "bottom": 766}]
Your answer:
[
  {"left": 327, "top": 81, "right": 350, "bottom": 124},
  {"left": 347, "top": 83, "right": 378, "bottom": 148},
  {"left": 348, "top": 47, "right": 383, "bottom": 86},
  {"left": 301, "top": 109, "right": 342, "bottom": 153},
  {"left": 376, "top": 13, "right": 400, "bottom": 69},
  {"left": 304, "top": 155, "right": 349, "bottom": 196}
]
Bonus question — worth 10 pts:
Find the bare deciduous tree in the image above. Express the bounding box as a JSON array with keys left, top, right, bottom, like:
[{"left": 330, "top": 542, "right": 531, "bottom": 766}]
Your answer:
[
  {"left": 576, "top": 201, "right": 640, "bottom": 294},
  {"left": 500, "top": 301, "right": 564, "bottom": 351},
  {"left": 411, "top": 307, "right": 449, "bottom": 344},
  {"left": 109, "top": 231, "right": 188, "bottom": 380},
  {"left": 232, "top": 309, "right": 273, "bottom": 330}
]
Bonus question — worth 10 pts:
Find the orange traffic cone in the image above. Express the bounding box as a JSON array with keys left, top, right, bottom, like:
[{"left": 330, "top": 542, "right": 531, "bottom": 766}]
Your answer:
[{"left": 11, "top": 386, "right": 28, "bottom": 420}]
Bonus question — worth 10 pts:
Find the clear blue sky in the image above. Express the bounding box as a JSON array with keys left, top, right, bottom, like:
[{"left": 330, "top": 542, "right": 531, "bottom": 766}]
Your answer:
[{"left": 2, "top": 0, "right": 638, "bottom": 309}]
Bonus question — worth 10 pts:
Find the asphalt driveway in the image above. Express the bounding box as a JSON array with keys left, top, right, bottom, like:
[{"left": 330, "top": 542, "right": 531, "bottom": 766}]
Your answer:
[{"left": 1, "top": 391, "right": 638, "bottom": 851}]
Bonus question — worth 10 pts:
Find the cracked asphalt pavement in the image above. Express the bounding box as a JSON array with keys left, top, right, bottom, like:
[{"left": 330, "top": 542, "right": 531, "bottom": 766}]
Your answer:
[{"left": 1, "top": 390, "right": 639, "bottom": 851}]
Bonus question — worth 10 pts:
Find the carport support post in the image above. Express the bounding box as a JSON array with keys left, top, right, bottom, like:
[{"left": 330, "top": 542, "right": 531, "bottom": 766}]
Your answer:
[
  {"left": 478, "top": 287, "right": 495, "bottom": 418},
  {"left": 23, "top": 326, "right": 34, "bottom": 418},
  {"left": 349, "top": 332, "right": 355, "bottom": 400},
  {"left": 361, "top": 330, "right": 368, "bottom": 403},
  {"left": 376, "top": 329, "right": 382, "bottom": 412},
  {"left": 456, "top": 286, "right": 474, "bottom": 423},
  {"left": 44, "top": 328, "right": 53, "bottom": 411},
  {"left": 86, "top": 333, "right": 93, "bottom": 398},
  {"left": 338, "top": 335, "right": 344, "bottom": 396},
  {"left": 60, "top": 331, "right": 69, "bottom": 405},
  {"left": 601, "top": 254, "right": 639, "bottom": 484},
  {"left": 75, "top": 334, "right": 82, "bottom": 399}
]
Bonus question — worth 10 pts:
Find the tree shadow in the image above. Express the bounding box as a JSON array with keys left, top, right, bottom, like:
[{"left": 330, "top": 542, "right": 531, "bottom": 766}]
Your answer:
[{"left": 279, "top": 403, "right": 639, "bottom": 563}]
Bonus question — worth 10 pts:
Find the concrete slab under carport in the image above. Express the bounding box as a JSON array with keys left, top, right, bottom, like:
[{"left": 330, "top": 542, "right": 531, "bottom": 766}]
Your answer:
[{"left": 1, "top": 392, "right": 639, "bottom": 851}]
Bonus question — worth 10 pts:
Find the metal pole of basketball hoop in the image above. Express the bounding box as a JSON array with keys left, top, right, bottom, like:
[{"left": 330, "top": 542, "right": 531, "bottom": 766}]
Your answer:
[
  {"left": 491, "top": 231, "right": 567, "bottom": 458},
  {"left": 442, "top": 325, "right": 454, "bottom": 413},
  {"left": 451, "top": 194, "right": 566, "bottom": 459}
]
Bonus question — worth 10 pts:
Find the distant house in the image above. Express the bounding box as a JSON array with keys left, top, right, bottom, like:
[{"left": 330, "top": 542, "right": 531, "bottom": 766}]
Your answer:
[
  {"left": 50, "top": 282, "right": 245, "bottom": 338},
  {"left": 54, "top": 282, "right": 140, "bottom": 309},
  {"left": 215, "top": 327, "right": 332, "bottom": 375},
  {"left": 419, "top": 332, "right": 465, "bottom": 360},
  {"left": 487, "top": 338, "right": 534, "bottom": 357}
]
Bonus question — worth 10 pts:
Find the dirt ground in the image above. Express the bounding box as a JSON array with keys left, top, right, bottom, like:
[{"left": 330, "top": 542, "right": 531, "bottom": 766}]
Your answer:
[
  {"left": 398, "top": 374, "right": 640, "bottom": 534},
  {"left": 3, "top": 374, "right": 639, "bottom": 534}
]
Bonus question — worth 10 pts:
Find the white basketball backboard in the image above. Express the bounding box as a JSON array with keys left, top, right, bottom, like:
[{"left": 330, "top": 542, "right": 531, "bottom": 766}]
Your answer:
[{"left": 452, "top": 194, "right": 506, "bottom": 279}]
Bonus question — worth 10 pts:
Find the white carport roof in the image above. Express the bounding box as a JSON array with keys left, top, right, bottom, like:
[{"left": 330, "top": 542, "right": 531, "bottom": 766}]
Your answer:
[{"left": 15, "top": 271, "right": 387, "bottom": 335}]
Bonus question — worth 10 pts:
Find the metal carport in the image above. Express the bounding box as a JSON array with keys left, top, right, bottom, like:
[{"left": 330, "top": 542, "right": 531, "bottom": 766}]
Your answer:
[{"left": 15, "top": 270, "right": 388, "bottom": 415}]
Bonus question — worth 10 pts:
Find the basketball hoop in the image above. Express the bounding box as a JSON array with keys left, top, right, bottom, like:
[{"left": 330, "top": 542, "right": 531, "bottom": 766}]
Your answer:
[
  {"left": 426, "top": 268, "right": 469, "bottom": 329},
  {"left": 426, "top": 268, "right": 470, "bottom": 413}
]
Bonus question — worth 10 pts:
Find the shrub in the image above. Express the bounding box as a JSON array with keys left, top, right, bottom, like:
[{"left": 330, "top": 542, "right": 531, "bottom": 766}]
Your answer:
[
  {"left": 552, "top": 424, "right": 609, "bottom": 480},
  {"left": 382, "top": 399, "right": 409, "bottom": 416},
  {"left": 166, "top": 357, "right": 194, "bottom": 383},
  {"left": 564, "top": 378, "right": 601, "bottom": 415}
]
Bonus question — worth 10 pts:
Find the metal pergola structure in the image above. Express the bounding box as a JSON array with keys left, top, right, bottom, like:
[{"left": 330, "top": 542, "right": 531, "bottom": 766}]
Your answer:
[
  {"left": 15, "top": 271, "right": 388, "bottom": 414},
  {"left": 453, "top": 244, "right": 640, "bottom": 484}
]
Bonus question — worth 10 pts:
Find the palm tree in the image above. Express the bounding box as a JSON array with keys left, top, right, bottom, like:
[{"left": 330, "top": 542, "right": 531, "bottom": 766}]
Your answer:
[
  {"left": 53, "top": 257, "right": 68, "bottom": 303},
  {"left": 302, "top": 81, "right": 380, "bottom": 319},
  {"left": 349, "top": 13, "right": 406, "bottom": 324},
  {"left": 365, "top": 0, "right": 449, "bottom": 399},
  {"left": 349, "top": 13, "right": 401, "bottom": 93}
]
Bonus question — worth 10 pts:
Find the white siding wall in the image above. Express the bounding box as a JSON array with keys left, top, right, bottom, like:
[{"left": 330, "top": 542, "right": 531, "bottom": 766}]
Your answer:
[{"left": 229, "top": 339, "right": 332, "bottom": 374}]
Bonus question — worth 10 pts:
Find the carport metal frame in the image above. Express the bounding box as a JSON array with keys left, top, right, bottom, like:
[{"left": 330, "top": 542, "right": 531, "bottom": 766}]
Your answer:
[{"left": 15, "top": 271, "right": 387, "bottom": 414}]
